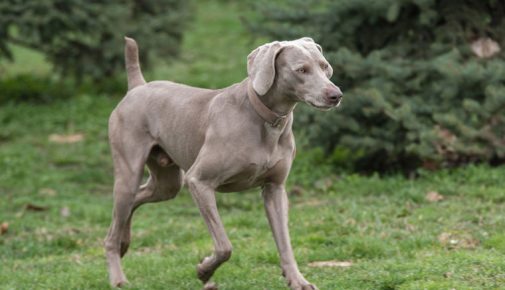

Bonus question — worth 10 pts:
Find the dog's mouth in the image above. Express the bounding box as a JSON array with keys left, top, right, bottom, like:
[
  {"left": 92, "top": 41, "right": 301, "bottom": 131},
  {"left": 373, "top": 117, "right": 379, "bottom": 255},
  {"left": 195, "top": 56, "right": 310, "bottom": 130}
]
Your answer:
[{"left": 306, "top": 99, "right": 341, "bottom": 111}]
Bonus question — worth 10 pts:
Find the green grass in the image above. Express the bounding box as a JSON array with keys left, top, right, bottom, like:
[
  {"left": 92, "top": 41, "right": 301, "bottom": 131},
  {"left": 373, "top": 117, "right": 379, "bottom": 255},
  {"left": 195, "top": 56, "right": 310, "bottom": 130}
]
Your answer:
[
  {"left": 2, "top": 1, "right": 505, "bottom": 289},
  {"left": 149, "top": 1, "right": 265, "bottom": 89},
  {"left": 2, "top": 94, "right": 505, "bottom": 289},
  {"left": 0, "top": 43, "right": 51, "bottom": 77}
]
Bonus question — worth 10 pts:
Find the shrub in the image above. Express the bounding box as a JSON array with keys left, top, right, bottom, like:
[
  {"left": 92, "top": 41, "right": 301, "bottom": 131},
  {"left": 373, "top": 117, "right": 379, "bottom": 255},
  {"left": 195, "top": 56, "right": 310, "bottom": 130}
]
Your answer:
[
  {"left": 0, "top": 74, "right": 128, "bottom": 104},
  {"left": 0, "top": 0, "right": 191, "bottom": 81},
  {"left": 0, "top": 74, "right": 72, "bottom": 104},
  {"left": 247, "top": 0, "right": 505, "bottom": 172}
]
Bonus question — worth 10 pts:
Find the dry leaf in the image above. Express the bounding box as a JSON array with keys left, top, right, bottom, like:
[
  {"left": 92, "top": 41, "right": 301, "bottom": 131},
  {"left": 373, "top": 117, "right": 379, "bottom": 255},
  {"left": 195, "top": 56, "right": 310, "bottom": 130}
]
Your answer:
[
  {"left": 72, "top": 254, "right": 83, "bottom": 265},
  {"left": 308, "top": 260, "right": 352, "bottom": 268},
  {"left": 1, "top": 222, "right": 8, "bottom": 235},
  {"left": 25, "top": 203, "right": 48, "bottom": 211},
  {"left": 471, "top": 37, "right": 500, "bottom": 58},
  {"left": 39, "top": 188, "right": 57, "bottom": 196},
  {"left": 438, "top": 232, "right": 451, "bottom": 244},
  {"left": 405, "top": 222, "right": 416, "bottom": 232},
  {"left": 49, "top": 133, "right": 84, "bottom": 144},
  {"left": 426, "top": 191, "right": 444, "bottom": 202},
  {"left": 34, "top": 227, "right": 53, "bottom": 241},
  {"left": 61, "top": 206, "right": 71, "bottom": 218},
  {"left": 438, "top": 232, "right": 479, "bottom": 249},
  {"left": 345, "top": 218, "right": 357, "bottom": 226}
]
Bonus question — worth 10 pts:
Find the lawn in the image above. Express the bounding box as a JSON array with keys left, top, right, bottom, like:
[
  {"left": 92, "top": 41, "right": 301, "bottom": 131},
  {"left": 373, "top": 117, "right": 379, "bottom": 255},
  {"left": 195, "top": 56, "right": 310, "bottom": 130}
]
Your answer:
[
  {"left": 2, "top": 94, "right": 505, "bottom": 289},
  {"left": 2, "top": 1, "right": 505, "bottom": 290}
]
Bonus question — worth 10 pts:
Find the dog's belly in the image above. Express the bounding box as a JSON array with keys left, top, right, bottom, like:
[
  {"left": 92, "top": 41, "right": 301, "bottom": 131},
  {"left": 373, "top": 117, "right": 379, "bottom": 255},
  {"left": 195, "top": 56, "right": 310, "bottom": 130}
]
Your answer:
[{"left": 216, "top": 181, "right": 260, "bottom": 193}]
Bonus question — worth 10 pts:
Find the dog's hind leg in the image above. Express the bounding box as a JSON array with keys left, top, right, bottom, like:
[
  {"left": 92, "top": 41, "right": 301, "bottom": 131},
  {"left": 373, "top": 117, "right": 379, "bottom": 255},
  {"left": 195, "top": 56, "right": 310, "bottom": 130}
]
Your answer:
[
  {"left": 120, "top": 146, "right": 184, "bottom": 257},
  {"left": 104, "top": 117, "right": 154, "bottom": 287}
]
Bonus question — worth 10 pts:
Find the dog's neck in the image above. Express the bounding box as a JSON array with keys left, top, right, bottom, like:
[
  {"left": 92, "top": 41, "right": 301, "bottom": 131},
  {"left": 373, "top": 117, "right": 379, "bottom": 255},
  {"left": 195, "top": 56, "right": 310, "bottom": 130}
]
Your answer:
[
  {"left": 246, "top": 80, "right": 296, "bottom": 127},
  {"left": 259, "top": 85, "right": 297, "bottom": 117}
]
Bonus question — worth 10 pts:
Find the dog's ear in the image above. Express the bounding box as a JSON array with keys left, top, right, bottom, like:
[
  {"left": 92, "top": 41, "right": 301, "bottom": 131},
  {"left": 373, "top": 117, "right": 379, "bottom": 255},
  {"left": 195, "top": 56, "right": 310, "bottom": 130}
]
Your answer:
[
  {"left": 300, "top": 37, "right": 315, "bottom": 42},
  {"left": 247, "top": 41, "right": 284, "bottom": 96},
  {"left": 300, "top": 37, "right": 323, "bottom": 53}
]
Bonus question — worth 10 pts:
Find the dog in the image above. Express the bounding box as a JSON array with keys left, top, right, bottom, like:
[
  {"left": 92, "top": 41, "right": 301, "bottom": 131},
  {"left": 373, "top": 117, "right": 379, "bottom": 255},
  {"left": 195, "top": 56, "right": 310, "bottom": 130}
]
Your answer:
[{"left": 104, "top": 36, "right": 343, "bottom": 290}]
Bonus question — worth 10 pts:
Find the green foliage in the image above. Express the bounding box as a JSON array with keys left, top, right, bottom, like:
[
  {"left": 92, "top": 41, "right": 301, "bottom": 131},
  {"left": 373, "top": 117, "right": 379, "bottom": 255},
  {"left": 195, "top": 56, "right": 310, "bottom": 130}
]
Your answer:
[
  {"left": 248, "top": 0, "right": 505, "bottom": 172},
  {"left": 0, "top": 73, "right": 128, "bottom": 104},
  {"left": 0, "top": 0, "right": 191, "bottom": 81},
  {"left": 0, "top": 74, "right": 71, "bottom": 103}
]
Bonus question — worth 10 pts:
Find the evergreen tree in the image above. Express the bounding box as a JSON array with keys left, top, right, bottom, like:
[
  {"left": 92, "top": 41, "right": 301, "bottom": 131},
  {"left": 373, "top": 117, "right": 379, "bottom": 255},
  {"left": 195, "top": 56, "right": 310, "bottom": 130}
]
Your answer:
[
  {"left": 0, "top": 0, "right": 191, "bottom": 81},
  {"left": 248, "top": 0, "right": 505, "bottom": 172}
]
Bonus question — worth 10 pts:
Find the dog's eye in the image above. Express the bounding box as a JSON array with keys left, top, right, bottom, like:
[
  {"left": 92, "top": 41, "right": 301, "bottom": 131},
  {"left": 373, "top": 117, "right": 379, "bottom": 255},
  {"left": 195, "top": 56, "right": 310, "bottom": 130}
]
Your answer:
[{"left": 296, "top": 67, "right": 307, "bottom": 74}]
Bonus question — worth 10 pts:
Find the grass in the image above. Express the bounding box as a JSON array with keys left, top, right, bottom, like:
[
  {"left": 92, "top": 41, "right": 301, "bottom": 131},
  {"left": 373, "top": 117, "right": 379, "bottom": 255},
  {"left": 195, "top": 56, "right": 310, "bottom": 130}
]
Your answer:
[
  {"left": 2, "top": 1, "right": 505, "bottom": 289},
  {"left": 149, "top": 1, "right": 266, "bottom": 89},
  {"left": 2, "top": 95, "right": 505, "bottom": 289},
  {"left": 0, "top": 45, "right": 51, "bottom": 77}
]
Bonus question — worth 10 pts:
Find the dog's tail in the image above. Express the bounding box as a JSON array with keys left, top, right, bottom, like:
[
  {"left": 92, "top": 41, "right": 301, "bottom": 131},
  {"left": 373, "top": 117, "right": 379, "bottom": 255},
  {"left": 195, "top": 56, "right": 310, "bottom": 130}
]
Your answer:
[{"left": 124, "top": 36, "right": 146, "bottom": 91}]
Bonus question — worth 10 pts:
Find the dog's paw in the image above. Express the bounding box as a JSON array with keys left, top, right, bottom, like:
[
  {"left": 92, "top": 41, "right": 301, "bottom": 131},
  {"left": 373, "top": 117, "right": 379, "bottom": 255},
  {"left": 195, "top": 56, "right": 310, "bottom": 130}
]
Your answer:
[
  {"left": 289, "top": 282, "right": 318, "bottom": 290},
  {"left": 197, "top": 257, "right": 216, "bottom": 283},
  {"left": 108, "top": 268, "right": 129, "bottom": 288},
  {"left": 285, "top": 273, "right": 318, "bottom": 290},
  {"left": 203, "top": 281, "right": 218, "bottom": 290},
  {"left": 300, "top": 284, "right": 318, "bottom": 290},
  {"left": 110, "top": 278, "right": 129, "bottom": 288}
]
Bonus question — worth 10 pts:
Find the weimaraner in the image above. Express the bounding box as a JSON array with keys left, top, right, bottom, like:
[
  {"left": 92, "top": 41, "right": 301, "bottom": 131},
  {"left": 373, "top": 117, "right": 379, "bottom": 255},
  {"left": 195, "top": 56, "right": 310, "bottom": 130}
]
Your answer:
[{"left": 104, "top": 36, "right": 343, "bottom": 290}]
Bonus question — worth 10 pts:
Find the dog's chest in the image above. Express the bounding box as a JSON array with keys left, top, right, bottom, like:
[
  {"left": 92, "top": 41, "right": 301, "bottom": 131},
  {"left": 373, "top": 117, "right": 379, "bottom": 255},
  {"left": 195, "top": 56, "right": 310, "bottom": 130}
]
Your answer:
[
  {"left": 217, "top": 128, "right": 292, "bottom": 192},
  {"left": 246, "top": 150, "right": 281, "bottom": 178},
  {"left": 245, "top": 125, "right": 288, "bottom": 176},
  {"left": 217, "top": 153, "right": 282, "bottom": 192}
]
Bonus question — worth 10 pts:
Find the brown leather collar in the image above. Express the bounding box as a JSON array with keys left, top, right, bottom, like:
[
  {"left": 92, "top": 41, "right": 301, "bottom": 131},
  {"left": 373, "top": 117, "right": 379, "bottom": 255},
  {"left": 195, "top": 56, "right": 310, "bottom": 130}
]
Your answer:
[{"left": 247, "top": 83, "right": 290, "bottom": 127}]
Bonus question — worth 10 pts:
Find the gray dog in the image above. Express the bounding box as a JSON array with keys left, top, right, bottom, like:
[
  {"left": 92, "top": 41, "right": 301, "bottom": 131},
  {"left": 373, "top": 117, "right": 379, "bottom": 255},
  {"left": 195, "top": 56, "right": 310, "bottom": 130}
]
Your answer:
[{"left": 104, "top": 37, "right": 343, "bottom": 290}]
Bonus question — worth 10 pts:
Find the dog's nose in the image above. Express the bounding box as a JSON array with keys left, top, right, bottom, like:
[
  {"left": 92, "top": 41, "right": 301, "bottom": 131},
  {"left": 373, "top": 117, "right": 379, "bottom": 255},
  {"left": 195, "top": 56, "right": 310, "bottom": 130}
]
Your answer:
[{"left": 325, "top": 85, "right": 343, "bottom": 103}]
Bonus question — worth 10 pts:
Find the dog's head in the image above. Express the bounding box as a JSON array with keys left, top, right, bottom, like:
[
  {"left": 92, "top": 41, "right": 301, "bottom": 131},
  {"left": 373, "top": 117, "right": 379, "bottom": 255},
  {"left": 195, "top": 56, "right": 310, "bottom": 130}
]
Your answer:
[{"left": 247, "top": 37, "right": 342, "bottom": 110}]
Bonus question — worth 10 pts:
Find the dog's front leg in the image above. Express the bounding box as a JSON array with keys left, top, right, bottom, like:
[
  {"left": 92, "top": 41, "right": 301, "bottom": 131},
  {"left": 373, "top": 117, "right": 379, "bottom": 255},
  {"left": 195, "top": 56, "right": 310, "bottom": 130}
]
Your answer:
[
  {"left": 262, "top": 183, "right": 318, "bottom": 290},
  {"left": 186, "top": 176, "right": 232, "bottom": 290}
]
